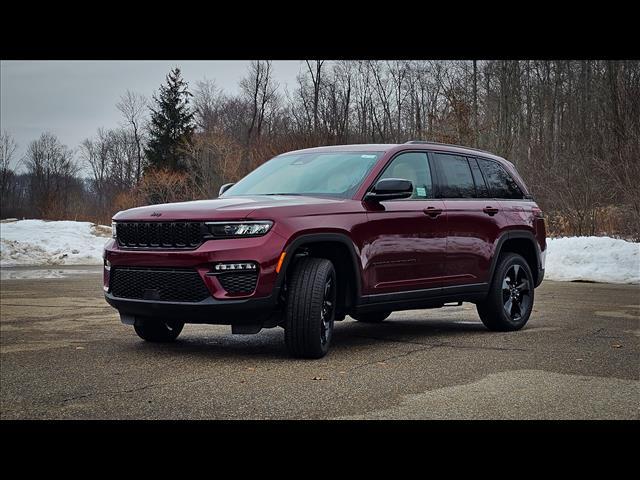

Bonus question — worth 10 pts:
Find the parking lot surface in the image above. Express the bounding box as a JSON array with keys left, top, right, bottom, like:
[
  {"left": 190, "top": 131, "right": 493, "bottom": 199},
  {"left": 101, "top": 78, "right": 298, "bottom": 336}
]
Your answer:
[{"left": 1, "top": 266, "right": 638, "bottom": 419}]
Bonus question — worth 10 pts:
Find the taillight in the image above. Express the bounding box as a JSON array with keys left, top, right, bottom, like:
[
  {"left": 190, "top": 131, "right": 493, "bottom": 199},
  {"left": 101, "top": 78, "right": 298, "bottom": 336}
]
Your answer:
[{"left": 532, "top": 207, "right": 544, "bottom": 219}]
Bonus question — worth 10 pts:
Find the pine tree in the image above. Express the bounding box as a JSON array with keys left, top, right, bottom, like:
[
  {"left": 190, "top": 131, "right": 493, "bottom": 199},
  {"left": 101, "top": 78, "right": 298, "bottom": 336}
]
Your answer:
[{"left": 145, "top": 67, "right": 195, "bottom": 172}]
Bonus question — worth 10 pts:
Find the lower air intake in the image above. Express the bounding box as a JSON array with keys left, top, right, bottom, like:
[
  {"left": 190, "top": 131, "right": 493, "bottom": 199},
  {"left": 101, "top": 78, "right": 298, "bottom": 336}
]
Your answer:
[{"left": 110, "top": 267, "right": 210, "bottom": 303}]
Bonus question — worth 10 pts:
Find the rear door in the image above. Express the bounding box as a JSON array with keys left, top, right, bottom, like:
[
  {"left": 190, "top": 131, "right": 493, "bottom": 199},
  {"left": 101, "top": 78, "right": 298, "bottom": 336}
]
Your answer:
[
  {"left": 430, "top": 152, "right": 502, "bottom": 287},
  {"left": 363, "top": 151, "right": 447, "bottom": 294}
]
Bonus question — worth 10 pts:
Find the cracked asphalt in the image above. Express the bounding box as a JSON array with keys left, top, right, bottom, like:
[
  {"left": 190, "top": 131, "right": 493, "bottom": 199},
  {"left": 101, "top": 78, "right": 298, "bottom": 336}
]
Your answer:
[{"left": 1, "top": 266, "right": 638, "bottom": 419}]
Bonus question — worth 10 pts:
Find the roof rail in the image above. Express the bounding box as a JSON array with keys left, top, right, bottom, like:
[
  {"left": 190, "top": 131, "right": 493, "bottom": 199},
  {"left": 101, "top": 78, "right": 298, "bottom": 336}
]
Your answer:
[{"left": 404, "top": 140, "right": 495, "bottom": 156}]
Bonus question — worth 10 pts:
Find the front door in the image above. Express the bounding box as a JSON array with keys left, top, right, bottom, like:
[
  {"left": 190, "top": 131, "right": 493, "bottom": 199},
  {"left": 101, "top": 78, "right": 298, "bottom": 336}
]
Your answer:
[{"left": 362, "top": 151, "right": 447, "bottom": 295}]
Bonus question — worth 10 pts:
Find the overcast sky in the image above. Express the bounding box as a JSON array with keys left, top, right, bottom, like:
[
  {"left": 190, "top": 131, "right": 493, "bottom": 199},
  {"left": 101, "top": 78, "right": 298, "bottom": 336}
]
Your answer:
[{"left": 0, "top": 60, "right": 304, "bottom": 171}]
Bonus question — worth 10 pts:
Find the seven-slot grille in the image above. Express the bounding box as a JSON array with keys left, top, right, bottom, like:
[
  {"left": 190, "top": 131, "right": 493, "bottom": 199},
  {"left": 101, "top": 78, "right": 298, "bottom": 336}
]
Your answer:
[
  {"left": 116, "top": 221, "right": 205, "bottom": 249},
  {"left": 109, "top": 267, "right": 210, "bottom": 302},
  {"left": 217, "top": 272, "right": 259, "bottom": 294}
]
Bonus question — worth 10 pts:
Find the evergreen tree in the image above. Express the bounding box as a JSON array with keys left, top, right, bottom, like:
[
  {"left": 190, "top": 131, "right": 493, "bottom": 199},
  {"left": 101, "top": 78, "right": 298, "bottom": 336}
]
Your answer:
[{"left": 145, "top": 67, "right": 195, "bottom": 171}]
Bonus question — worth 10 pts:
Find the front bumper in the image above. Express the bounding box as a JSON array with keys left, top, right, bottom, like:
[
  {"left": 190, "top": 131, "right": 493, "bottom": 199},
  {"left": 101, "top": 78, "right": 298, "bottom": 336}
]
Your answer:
[
  {"left": 103, "top": 230, "right": 288, "bottom": 326},
  {"left": 104, "top": 290, "right": 280, "bottom": 325},
  {"left": 103, "top": 230, "right": 287, "bottom": 301}
]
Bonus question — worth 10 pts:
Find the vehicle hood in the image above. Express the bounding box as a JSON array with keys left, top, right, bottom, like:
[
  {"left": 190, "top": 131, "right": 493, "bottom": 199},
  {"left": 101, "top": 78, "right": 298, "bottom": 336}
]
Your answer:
[{"left": 112, "top": 195, "right": 349, "bottom": 221}]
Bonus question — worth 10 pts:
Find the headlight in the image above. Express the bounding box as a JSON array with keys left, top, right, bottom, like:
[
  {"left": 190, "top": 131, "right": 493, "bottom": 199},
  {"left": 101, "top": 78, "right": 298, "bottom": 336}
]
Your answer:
[
  {"left": 111, "top": 222, "right": 117, "bottom": 238},
  {"left": 206, "top": 221, "right": 273, "bottom": 238}
]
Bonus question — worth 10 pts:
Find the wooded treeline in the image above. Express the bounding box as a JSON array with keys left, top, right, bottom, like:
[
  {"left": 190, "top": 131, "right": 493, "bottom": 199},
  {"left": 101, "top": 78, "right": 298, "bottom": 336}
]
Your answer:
[{"left": 1, "top": 60, "right": 638, "bottom": 239}]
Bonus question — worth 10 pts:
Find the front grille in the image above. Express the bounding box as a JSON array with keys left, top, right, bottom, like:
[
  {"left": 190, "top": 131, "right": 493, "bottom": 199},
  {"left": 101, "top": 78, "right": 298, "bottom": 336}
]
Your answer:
[
  {"left": 110, "top": 267, "right": 211, "bottom": 302},
  {"left": 116, "top": 222, "right": 205, "bottom": 249},
  {"left": 217, "top": 272, "right": 258, "bottom": 294}
]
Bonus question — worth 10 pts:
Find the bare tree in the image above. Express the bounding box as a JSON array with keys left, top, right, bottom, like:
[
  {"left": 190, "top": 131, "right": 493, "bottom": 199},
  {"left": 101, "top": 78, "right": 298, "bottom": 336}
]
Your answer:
[
  {"left": 0, "top": 130, "right": 18, "bottom": 172},
  {"left": 305, "top": 60, "right": 325, "bottom": 132},
  {"left": 240, "top": 61, "right": 279, "bottom": 142},
  {"left": 116, "top": 90, "right": 147, "bottom": 183},
  {"left": 24, "top": 132, "right": 79, "bottom": 218},
  {"left": 10, "top": 60, "right": 638, "bottom": 238},
  {"left": 0, "top": 131, "right": 20, "bottom": 217},
  {"left": 193, "top": 79, "right": 220, "bottom": 131}
]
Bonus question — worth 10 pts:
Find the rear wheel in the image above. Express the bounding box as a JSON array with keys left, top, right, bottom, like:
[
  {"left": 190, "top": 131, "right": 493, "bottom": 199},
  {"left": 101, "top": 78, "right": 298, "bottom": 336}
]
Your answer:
[
  {"left": 134, "top": 318, "right": 184, "bottom": 342},
  {"left": 284, "top": 257, "right": 336, "bottom": 359},
  {"left": 476, "top": 253, "right": 534, "bottom": 331},
  {"left": 351, "top": 311, "right": 392, "bottom": 323}
]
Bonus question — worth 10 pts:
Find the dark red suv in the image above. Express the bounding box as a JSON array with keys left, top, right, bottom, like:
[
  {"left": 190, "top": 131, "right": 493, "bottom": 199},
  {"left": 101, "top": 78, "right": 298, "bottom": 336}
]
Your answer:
[{"left": 104, "top": 141, "right": 546, "bottom": 358}]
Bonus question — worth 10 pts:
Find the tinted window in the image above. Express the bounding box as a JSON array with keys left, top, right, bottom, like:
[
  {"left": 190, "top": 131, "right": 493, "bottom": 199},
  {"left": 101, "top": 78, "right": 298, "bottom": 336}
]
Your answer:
[
  {"left": 477, "top": 158, "right": 523, "bottom": 199},
  {"left": 432, "top": 153, "right": 476, "bottom": 198},
  {"left": 469, "top": 158, "right": 489, "bottom": 198},
  {"left": 378, "top": 152, "right": 432, "bottom": 199}
]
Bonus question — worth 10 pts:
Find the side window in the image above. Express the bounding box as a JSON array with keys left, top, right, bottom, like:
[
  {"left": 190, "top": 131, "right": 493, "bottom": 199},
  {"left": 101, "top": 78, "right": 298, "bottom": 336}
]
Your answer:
[
  {"left": 377, "top": 152, "right": 432, "bottom": 199},
  {"left": 469, "top": 158, "right": 490, "bottom": 198},
  {"left": 432, "top": 153, "right": 476, "bottom": 198},
  {"left": 477, "top": 158, "right": 523, "bottom": 199}
]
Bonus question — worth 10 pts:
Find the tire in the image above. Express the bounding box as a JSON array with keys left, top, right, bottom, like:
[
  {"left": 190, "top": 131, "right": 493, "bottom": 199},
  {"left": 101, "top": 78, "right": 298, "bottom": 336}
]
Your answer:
[
  {"left": 284, "top": 257, "right": 337, "bottom": 359},
  {"left": 134, "top": 318, "right": 184, "bottom": 342},
  {"left": 351, "top": 311, "right": 392, "bottom": 323},
  {"left": 476, "top": 253, "right": 535, "bottom": 331}
]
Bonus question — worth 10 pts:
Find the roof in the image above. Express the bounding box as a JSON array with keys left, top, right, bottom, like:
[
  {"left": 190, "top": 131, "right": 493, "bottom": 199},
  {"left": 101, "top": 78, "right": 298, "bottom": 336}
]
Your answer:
[
  {"left": 283, "top": 142, "right": 506, "bottom": 162},
  {"left": 284, "top": 144, "right": 398, "bottom": 154}
]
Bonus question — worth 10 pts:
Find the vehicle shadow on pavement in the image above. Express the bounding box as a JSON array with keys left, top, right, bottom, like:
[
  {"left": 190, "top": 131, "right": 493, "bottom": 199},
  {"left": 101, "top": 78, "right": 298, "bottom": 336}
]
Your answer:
[{"left": 117, "top": 317, "right": 489, "bottom": 360}]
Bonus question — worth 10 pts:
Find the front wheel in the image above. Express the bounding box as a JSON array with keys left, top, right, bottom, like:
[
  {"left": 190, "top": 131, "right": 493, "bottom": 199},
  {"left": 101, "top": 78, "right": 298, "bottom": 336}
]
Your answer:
[
  {"left": 284, "top": 257, "right": 336, "bottom": 359},
  {"left": 134, "top": 318, "right": 184, "bottom": 342},
  {"left": 476, "top": 253, "right": 534, "bottom": 331}
]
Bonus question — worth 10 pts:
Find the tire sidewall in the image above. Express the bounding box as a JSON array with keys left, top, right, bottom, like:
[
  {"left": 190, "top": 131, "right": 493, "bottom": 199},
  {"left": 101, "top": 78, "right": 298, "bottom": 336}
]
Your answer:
[
  {"left": 493, "top": 253, "right": 535, "bottom": 329},
  {"left": 284, "top": 257, "right": 337, "bottom": 358},
  {"left": 314, "top": 263, "right": 336, "bottom": 357}
]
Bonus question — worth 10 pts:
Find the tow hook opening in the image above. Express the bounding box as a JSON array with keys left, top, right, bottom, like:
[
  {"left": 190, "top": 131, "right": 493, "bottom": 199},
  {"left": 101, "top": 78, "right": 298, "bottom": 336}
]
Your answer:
[{"left": 232, "top": 324, "right": 262, "bottom": 334}]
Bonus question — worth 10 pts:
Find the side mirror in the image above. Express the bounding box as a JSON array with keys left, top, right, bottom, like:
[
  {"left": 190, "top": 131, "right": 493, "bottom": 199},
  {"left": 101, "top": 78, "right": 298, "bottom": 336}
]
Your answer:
[
  {"left": 218, "top": 183, "right": 235, "bottom": 197},
  {"left": 364, "top": 178, "right": 413, "bottom": 202}
]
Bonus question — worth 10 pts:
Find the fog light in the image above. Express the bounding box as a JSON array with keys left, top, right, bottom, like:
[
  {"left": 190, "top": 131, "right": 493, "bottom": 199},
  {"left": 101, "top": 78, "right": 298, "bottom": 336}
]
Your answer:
[{"left": 213, "top": 262, "right": 258, "bottom": 272}]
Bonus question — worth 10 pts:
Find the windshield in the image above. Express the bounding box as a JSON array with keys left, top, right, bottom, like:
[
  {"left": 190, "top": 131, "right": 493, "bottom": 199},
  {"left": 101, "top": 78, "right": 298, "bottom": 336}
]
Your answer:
[{"left": 222, "top": 151, "right": 382, "bottom": 199}]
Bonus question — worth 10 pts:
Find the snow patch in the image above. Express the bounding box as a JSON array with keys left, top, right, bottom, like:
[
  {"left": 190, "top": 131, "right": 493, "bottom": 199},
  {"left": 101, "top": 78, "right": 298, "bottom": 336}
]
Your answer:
[
  {"left": 545, "top": 236, "right": 639, "bottom": 284},
  {"left": 1, "top": 220, "right": 639, "bottom": 284},
  {"left": 0, "top": 220, "right": 111, "bottom": 267}
]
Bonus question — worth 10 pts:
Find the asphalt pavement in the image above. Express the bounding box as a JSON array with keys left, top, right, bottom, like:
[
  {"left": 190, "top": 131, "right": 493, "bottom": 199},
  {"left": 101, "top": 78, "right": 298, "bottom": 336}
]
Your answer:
[{"left": 1, "top": 266, "right": 638, "bottom": 419}]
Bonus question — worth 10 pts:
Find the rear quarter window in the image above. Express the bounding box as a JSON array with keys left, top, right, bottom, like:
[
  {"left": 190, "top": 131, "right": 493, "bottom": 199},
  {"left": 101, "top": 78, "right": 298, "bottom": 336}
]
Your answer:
[{"left": 477, "top": 158, "right": 523, "bottom": 199}]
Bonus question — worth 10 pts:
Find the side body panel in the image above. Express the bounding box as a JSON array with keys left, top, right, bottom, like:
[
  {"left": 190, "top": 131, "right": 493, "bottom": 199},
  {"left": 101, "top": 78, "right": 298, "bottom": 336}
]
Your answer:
[
  {"left": 440, "top": 199, "right": 508, "bottom": 286},
  {"left": 361, "top": 199, "right": 447, "bottom": 294}
]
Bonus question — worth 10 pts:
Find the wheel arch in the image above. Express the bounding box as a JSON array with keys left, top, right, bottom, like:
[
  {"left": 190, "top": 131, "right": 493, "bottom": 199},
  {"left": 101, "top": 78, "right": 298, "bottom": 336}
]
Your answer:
[
  {"left": 490, "top": 230, "right": 543, "bottom": 287},
  {"left": 276, "top": 233, "right": 362, "bottom": 318}
]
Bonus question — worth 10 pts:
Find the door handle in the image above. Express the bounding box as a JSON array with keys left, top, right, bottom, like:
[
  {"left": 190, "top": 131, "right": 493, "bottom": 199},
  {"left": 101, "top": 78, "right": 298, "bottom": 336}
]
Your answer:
[
  {"left": 483, "top": 206, "right": 499, "bottom": 216},
  {"left": 423, "top": 207, "right": 442, "bottom": 218}
]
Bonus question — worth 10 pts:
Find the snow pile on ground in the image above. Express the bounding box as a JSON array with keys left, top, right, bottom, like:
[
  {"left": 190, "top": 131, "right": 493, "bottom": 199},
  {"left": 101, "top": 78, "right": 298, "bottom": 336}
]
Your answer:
[
  {"left": 1, "top": 220, "right": 638, "bottom": 284},
  {"left": 0, "top": 220, "right": 111, "bottom": 267},
  {"left": 545, "top": 236, "right": 639, "bottom": 284}
]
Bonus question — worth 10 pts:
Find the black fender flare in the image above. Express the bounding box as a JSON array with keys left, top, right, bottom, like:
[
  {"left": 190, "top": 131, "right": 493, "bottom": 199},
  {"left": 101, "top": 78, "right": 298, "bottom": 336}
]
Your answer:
[
  {"left": 488, "top": 230, "right": 543, "bottom": 287},
  {"left": 274, "top": 232, "right": 363, "bottom": 299}
]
